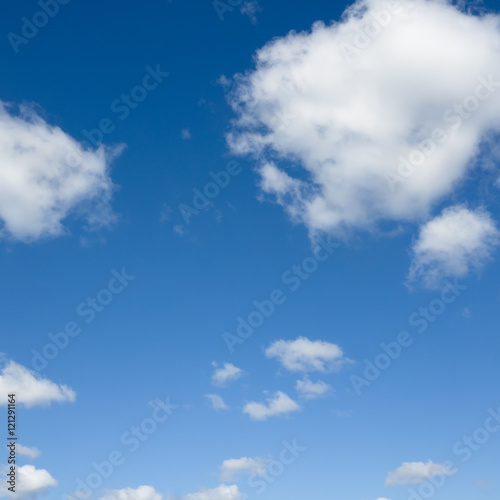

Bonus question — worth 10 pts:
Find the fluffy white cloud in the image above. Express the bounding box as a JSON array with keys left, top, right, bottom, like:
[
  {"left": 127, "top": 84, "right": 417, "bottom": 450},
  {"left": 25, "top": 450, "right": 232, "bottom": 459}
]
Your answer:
[
  {"left": 265, "top": 337, "right": 349, "bottom": 372},
  {"left": 17, "top": 444, "right": 41, "bottom": 458},
  {"left": 211, "top": 363, "right": 244, "bottom": 386},
  {"left": 183, "top": 484, "right": 242, "bottom": 500},
  {"left": 0, "top": 101, "right": 123, "bottom": 242},
  {"left": 0, "top": 464, "right": 57, "bottom": 498},
  {"left": 219, "top": 456, "right": 268, "bottom": 481},
  {"left": 295, "top": 377, "right": 332, "bottom": 399},
  {"left": 205, "top": 394, "right": 229, "bottom": 410},
  {"left": 226, "top": 0, "right": 500, "bottom": 237},
  {"left": 0, "top": 359, "right": 76, "bottom": 408},
  {"left": 385, "top": 460, "right": 457, "bottom": 486},
  {"left": 408, "top": 205, "right": 500, "bottom": 288},
  {"left": 99, "top": 486, "right": 162, "bottom": 500},
  {"left": 243, "top": 391, "right": 300, "bottom": 420}
]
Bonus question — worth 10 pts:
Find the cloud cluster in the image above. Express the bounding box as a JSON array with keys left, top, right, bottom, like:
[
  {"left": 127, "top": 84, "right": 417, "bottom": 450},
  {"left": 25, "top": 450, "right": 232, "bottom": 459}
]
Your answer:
[
  {"left": 408, "top": 205, "right": 500, "bottom": 288},
  {"left": 385, "top": 460, "right": 457, "bottom": 486},
  {"left": 226, "top": 0, "right": 500, "bottom": 238},
  {"left": 0, "top": 358, "right": 75, "bottom": 408},
  {"left": 0, "top": 101, "right": 123, "bottom": 242}
]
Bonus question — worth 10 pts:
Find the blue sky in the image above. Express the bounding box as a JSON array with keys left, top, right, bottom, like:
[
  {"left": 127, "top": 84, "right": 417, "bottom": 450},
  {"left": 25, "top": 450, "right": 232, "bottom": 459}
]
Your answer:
[{"left": 1, "top": 0, "right": 500, "bottom": 500}]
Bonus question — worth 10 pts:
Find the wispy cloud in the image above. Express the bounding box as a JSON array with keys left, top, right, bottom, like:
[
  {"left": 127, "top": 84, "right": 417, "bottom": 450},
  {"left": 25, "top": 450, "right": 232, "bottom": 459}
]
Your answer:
[{"left": 205, "top": 394, "right": 229, "bottom": 410}]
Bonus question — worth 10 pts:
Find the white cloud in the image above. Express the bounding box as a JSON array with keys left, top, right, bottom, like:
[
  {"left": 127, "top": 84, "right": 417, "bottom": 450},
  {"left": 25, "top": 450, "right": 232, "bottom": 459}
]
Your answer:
[
  {"left": 219, "top": 457, "right": 268, "bottom": 482},
  {"left": 211, "top": 363, "right": 244, "bottom": 386},
  {"left": 240, "top": 1, "right": 260, "bottom": 24},
  {"left": 295, "top": 377, "right": 332, "bottom": 399},
  {"left": 408, "top": 206, "right": 500, "bottom": 288},
  {"left": 205, "top": 394, "right": 229, "bottom": 410},
  {"left": 0, "top": 359, "right": 76, "bottom": 408},
  {"left": 99, "top": 486, "right": 162, "bottom": 500},
  {"left": 17, "top": 444, "right": 41, "bottom": 458},
  {"left": 0, "top": 464, "right": 57, "bottom": 498},
  {"left": 265, "top": 337, "right": 349, "bottom": 373},
  {"left": 243, "top": 391, "right": 300, "bottom": 420},
  {"left": 0, "top": 101, "right": 123, "bottom": 242},
  {"left": 226, "top": 0, "right": 500, "bottom": 238},
  {"left": 376, "top": 497, "right": 392, "bottom": 500},
  {"left": 183, "top": 484, "right": 242, "bottom": 500},
  {"left": 182, "top": 128, "right": 191, "bottom": 139},
  {"left": 385, "top": 460, "right": 457, "bottom": 486}
]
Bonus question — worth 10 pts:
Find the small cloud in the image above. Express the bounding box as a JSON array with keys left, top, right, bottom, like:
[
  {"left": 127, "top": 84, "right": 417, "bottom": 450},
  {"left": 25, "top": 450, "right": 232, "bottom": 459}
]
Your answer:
[
  {"left": 219, "top": 456, "right": 268, "bottom": 482},
  {"left": 243, "top": 391, "right": 300, "bottom": 421},
  {"left": 332, "top": 409, "right": 353, "bottom": 418},
  {"left": 296, "top": 377, "right": 332, "bottom": 399},
  {"left": 214, "top": 209, "right": 223, "bottom": 223},
  {"left": 17, "top": 444, "right": 41, "bottom": 459},
  {"left": 211, "top": 363, "right": 244, "bottom": 386},
  {"left": 265, "top": 337, "right": 351, "bottom": 373},
  {"left": 385, "top": 460, "right": 457, "bottom": 487},
  {"left": 159, "top": 204, "right": 172, "bottom": 224},
  {"left": 476, "top": 479, "right": 488, "bottom": 488},
  {"left": 173, "top": 224, "right": 187, "bottom": 236},
  {"left": 240, "top": 1, "right": 260, "bottom": 24},
  {"left": 408, "top": 206, "right": 500, "bottom": 289},
  {"left": 217, "top": 75, "right": 231, "bottom": 87},
  {"left": 182, "top": 128, "right": 191, "bottom": 140},
  {"left": 462, "top": 307, "right": 472, "bottom": 318},
  {"left": 205, "top": 394, "right": 229, "bottom": 410}
]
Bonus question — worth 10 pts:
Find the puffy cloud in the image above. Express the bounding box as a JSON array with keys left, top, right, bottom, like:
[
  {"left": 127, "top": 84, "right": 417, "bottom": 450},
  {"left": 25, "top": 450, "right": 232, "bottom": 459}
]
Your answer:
[
  {"left": 0, "top": 101, "right": 123, "bottom": 242},
  {"left": 0, "top": 358, "right": 75, "bottom": 408},
  {"left": 183, "top": 484, "right": 242, "bottom": 500},
  {"left": 226, "top": 0, "right": 500, "bottom": 237},
  {"left": 211, "top": 363, "right": 244, "bottom": 386},
  {"left": 243, "top": 391, "right": 300, "bottom": 420},
  {"left": 99, "top": 486, "right": 162, "bottom": 500},
  {"left": 17, "top": 444, "right": 41, "bottom": 458},
  {"left": 408, "top": 206, "right": 500, "bottom": 288},
  {"left": 265, "top": 337, "right": 349, "bottom": 373},
  {"left": 385, "top": 460, "right": 457, "bottom": 486},
  {"left": 295, "top": 377, "right": 332, "bottom": 399},
  {"left": 205, "top": 394, "right": 229, "bottom": 410},
  {"left": 219, "top": 456, "right": 268, "bottom": 481},
  {"left": 0, "top": 464, "right": 57, "bottom": 498}
]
